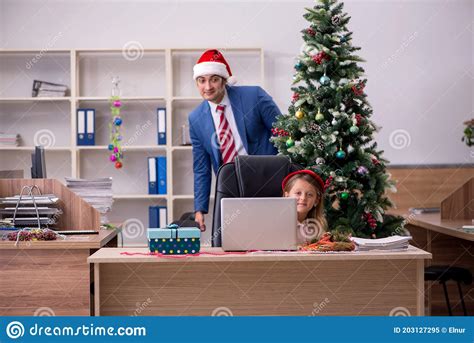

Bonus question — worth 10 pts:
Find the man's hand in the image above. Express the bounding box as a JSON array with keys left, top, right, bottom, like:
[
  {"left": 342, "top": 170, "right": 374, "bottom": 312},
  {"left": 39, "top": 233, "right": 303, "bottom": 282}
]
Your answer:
[{"left": 195, "top": 211, "right": 206, "bottom": 232}]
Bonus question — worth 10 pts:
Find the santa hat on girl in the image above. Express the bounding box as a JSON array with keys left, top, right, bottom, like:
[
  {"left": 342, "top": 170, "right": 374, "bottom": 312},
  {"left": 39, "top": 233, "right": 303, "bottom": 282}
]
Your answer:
[{"left": 193, "top": 49, "right": 237, "bottom": 85}]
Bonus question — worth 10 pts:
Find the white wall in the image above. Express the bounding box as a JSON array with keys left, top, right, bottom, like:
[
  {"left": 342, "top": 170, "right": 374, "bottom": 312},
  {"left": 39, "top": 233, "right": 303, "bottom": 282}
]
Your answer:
[{"left": 1, "top": 0, "right": 473, "bottom": 165}]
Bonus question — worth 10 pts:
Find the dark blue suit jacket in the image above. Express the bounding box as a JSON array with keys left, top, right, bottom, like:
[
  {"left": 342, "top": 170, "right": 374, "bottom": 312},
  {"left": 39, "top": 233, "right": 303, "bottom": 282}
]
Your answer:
[{"left": 188, "top": 85, "right": 280, "bottom": 213}]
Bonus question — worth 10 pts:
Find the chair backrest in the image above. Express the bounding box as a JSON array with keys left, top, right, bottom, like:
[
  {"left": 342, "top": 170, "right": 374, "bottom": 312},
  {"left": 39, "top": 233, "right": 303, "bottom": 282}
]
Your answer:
[{"left": 211, "top": 155, "right": 303, "bottom": 247}]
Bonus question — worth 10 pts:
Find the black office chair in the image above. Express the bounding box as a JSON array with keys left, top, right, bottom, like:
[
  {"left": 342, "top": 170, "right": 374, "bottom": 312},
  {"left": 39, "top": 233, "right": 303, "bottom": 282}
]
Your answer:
[
  {"left": 425, "top": 265, "right": 472, "bottom": 316},
  {"left": 171, "top": 212, "right": 199, "bottom": 228},
  {"left": 210, "top": 155, "right": 304, "bottom": 247}
]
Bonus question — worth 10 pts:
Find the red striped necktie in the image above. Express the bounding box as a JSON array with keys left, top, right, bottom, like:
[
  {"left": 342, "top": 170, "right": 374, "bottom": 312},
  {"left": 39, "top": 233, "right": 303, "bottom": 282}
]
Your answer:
[{"left": 216, "top": 104, "right": 238, "bottom": 164}]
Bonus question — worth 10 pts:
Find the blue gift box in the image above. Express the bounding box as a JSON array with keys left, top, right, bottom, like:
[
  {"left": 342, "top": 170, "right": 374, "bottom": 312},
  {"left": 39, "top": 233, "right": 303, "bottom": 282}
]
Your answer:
[{"left": 147, "top": 224, "right": 200, "bottom": 255}]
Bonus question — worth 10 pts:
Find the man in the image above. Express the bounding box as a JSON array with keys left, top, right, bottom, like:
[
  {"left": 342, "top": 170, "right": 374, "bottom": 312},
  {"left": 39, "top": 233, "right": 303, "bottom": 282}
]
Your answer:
[{"left": 189, "top": 49, "right": 281, "bottom": 231}]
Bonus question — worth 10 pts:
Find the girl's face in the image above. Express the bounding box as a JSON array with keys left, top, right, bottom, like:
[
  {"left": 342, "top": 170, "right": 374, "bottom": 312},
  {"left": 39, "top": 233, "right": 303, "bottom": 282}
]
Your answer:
[{"left": 284, "top": 179, "right": 320, "bottom": 218}]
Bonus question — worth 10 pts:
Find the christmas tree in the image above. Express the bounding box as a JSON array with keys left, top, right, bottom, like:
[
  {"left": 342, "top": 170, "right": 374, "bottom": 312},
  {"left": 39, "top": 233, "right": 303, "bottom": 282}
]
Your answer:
[{"left": 271, "top": 0, "right": 404, "bottom": 238}]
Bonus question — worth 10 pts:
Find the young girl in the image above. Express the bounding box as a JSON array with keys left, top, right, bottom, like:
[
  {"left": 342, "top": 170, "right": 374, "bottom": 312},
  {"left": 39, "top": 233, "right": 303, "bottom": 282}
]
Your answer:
[{"left": 282, "top": 170, "right": 327, "bottom": 244}]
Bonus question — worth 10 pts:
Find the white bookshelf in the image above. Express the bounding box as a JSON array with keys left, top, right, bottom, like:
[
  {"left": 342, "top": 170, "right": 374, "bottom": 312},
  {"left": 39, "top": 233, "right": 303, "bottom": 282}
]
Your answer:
[
  {"left": 77, "top": 145, "right": 167, "bottom": 151},
  {"left": 0, "top": 48, "right": 264, "bottom": 246},
  {"left": 0, "top": 146, "right": 71, "bottom": 151},
  {"left": 77, "top": 96, "right": 166, "bottom": 101},
  {"left": 0, "top": 97, "right": 72, "bottom": 102},
  {"left": 113, "top": 194, "right": 167, "bottom": 200}
]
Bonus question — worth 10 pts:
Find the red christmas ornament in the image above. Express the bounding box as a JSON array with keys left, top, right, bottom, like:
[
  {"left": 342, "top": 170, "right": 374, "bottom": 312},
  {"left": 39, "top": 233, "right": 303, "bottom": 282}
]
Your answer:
[
  {"left": 115, "top": 161, "right": 123, "bottom": 169},
  {"left": 291, "top": 93, "right": 299, "bottom": 103},
  {"left": 372, "top": 158, "right": 380, "bottom": 166},
  {"left": 271, "top": 128, "right": 289, "bottom": 137},
  {"left": 312, "top": 51, "right": 330, "bottom": 65},
  {"left": 306, "top": 28, "right": 316, "bottom": 36},
  {"left": 364, "top": 213, "right": 377, "bottom": 229},
  {"left": 351, "top": 81, "right": 365, "bottom": 96},
  {"left": 355, "top": 114, "right": 363, "bottom": 126},
  {"left": 324, "top": 176, "right": 333, "bottom": 191}
]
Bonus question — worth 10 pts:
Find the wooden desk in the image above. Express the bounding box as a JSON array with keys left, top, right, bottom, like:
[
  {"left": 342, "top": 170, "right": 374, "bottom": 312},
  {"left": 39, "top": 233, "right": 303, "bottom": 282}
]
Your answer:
[
  {"left": 89, "top": 246, "right": 431, "bottom": 316},
  {"left": 405, "top": 213, "right": 474, "bottom": 316},
  {"left": 408, "top": 213, "right": 473, "bottom": 241},
  {"left": 0, "top": 230, "right": 117, "bottom": 316}
]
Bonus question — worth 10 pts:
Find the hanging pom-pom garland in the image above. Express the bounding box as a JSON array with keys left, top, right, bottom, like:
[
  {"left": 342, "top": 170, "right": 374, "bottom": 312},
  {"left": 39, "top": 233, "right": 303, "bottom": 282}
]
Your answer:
[{"left": 109, "top": 77, "right": 124, "bottom": 169}]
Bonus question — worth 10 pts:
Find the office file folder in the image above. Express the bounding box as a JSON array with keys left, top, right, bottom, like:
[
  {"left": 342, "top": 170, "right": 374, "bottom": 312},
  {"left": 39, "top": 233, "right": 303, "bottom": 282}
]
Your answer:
[
  {"left": 149, "top": 206, "right": 158, "bottom": 228},
  {"left": 86, "top": 109, "right": 95, "bottom": 145},
  {"left": 158, "top": 206, "right": 167, "bottom": 227},
  {"left": 77, "top": 110, "right": 86, "bottom": 145},
  {"left": 148, "top": 156, "right": 166, "bottom": 195},
  {"left": 77, "top": 109, "right": 95, "bottom": 146},
  {"left": 148, "top": 157, "right": 158, "bottom": 194},
  {"left": 157, "top": 108, "right": 166, "bottom": 145},
  {"left": 157, "top": 156, "right": 167, "bottom": 195},
  {"left": 149, "top": 206, "right": 167, "bottom": 228}
]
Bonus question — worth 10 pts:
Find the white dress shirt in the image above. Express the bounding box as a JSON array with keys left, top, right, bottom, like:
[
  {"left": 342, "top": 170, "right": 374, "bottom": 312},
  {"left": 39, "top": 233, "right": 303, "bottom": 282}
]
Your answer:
[{"left": 208, "top": 90, "right": 248, "bottom": 156}]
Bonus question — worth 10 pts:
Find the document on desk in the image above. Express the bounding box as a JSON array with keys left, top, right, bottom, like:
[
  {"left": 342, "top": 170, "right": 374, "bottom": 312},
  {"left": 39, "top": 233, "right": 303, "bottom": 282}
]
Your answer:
[
  {"left": 408, "top": 207, "right": 440, "bottom": 214},
  {"left": 0, "top": 195, "right": 59, "bottom": 205},
  {"left": 352, "top": 235, "right": 412, "bottom": 251},
  {"left": 462, "top": 225, "right": 474, "bottom": 233}
]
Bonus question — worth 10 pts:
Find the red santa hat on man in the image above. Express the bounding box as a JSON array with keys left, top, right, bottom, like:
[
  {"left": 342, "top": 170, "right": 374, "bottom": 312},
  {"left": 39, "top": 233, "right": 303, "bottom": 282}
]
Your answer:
[{"left": 193, "top": 49, "right": 237, "bottom": 85}]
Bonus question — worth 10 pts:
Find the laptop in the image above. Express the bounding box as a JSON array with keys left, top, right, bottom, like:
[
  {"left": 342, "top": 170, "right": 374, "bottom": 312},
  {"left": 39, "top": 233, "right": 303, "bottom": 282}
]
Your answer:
[{"left": 221, "top": 197, "right": 298, "bottom": 251}]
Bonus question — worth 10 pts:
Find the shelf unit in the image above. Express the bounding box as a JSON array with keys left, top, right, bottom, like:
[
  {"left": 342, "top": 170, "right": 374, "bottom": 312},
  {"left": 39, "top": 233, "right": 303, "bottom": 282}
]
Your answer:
[
  {"left": 0, "top": 97, "right": 72, "bottom": 102},
  {"left": 0, "top": 48, "right": 264, "bottom": 245},
  {"left": 77, "top": 145, "right": 167, "bottom": 151}
]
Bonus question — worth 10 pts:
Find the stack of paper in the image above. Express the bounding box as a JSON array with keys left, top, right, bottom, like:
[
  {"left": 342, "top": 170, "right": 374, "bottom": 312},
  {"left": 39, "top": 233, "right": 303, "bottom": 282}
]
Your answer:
[
  {"left": 0, "top": 194, "right": 62, "bottom": 228},
  {"left": 65, "top": 177, "right": 113, "bottom": 223},
  {"left": 409, "top": 207, "right": 440, "bottom": 215},
  {"left": 32, "top": 80, "right": 68, "bottom": 97},
  {"left": 462, "top": 225, "right": 474, "bottom": 233},
  {"left": 0, "top": 133, "right": 20, "bottom": 146},
  {"left": 351, "top": 235, "right": 412, "bottom": 251}
]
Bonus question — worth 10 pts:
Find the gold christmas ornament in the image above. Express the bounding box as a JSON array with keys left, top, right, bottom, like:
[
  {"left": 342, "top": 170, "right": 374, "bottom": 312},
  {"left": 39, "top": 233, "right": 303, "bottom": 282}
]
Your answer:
[
  {"left": 295, "top": 110, "right": 304, "bottom": 119},
  {"left": 315, "top": 108, "right": 324, "bottom": 122}
]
